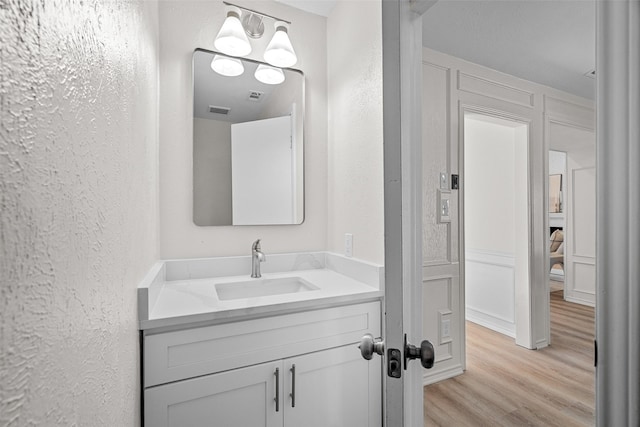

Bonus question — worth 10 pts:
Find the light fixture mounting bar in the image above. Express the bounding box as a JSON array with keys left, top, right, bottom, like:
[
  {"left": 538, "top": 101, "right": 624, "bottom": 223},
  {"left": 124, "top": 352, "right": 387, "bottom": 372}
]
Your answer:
[{"left": 222, "top": 1, "right": 291, "bottom": 25}]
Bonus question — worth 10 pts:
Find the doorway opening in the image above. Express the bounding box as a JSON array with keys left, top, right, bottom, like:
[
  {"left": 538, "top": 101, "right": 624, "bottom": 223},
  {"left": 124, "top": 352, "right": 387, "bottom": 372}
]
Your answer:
[
  {"left": 462, "top": 112, "right": 529, "bottom": 344},
  {"left": 546, "top": 123, "right": 596, "bottom": 309},
  {"left": 548, "top": 150, "right": 567, "bottom": 295}
]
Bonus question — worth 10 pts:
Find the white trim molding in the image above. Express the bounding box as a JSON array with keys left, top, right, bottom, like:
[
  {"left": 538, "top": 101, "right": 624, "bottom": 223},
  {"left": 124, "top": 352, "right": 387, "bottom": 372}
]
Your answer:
[
  {"left": 465, "top": 250, "right": 516, "bottom": 338},
  {"left": 596, "top": 1, "right": 640, "bottom": 424}
]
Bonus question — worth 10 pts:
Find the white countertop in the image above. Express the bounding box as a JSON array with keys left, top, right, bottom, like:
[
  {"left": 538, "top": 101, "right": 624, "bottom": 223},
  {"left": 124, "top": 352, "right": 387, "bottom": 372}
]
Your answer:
[{"left": 138, "top": 252, "right": 384, "bottom": 331}]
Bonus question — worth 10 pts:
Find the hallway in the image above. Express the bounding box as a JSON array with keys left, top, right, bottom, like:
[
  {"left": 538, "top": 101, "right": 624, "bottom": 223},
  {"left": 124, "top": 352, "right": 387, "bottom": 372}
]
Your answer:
[{"left": 424, "top": 291, "right": 595, "bottom": 426}]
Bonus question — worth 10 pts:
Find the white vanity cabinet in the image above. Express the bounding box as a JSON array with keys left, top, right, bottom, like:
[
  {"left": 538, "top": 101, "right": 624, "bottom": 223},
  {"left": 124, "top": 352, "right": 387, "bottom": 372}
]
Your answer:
[
  {"left": 283, "top": 345, "right": 376, "bottom": 427},
  {"left": 142, "top": 302, "right": 381, "bottom": 427},
  {"left": 145, "top": 360, "right": 283, "bottom": 427}
]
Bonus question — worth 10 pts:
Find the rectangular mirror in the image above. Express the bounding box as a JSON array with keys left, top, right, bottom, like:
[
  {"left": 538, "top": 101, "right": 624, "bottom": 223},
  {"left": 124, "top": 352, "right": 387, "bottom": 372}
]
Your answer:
[{"left": 193, "top": 48, "right": 304, "bottom": 226}]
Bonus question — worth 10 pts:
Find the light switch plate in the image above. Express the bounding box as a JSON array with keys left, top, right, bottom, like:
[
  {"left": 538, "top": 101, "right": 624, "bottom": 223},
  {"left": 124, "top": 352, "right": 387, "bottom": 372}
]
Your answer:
[
  {"left": 439, "top": 172, "right": 448, "bottom": 189},
  {"left": 438, "top": 310, "right": 453, "bottom": 345},
  {"left": 438, "top": 189, "right": 451, "bottom": 223}
]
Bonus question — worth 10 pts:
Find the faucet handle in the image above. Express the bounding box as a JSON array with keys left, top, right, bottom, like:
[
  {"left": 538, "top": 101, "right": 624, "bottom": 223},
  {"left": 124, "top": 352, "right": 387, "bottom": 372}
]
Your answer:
[{"left": 252, "top": 239, "right": 261, "bottom": 251}]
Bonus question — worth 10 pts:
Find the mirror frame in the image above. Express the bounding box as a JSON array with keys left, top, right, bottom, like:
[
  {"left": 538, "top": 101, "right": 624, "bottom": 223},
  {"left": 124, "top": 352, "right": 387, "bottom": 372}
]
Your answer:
[{"left": 192, "top": 47, "right": 306, "bottom": 226}]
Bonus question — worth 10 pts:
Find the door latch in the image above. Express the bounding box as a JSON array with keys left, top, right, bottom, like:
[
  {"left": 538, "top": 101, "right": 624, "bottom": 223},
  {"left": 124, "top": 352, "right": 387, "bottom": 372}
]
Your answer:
[{"left": 387, "top": 348, "right": 402, "bottom": 378}]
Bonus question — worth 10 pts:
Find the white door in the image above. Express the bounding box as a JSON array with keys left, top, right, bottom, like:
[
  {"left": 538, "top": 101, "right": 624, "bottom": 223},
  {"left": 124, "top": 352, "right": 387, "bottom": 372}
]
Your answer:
[
  {"left": 358, "top": 1, "right": 435, "bottom": 426},
  {"left": 231, "top": 115, "right": 294, "bottom": 225}
]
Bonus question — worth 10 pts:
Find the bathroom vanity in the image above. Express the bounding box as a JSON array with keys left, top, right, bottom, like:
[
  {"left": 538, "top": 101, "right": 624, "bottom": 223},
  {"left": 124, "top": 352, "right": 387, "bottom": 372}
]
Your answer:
[{"left": 138, "top": 252, "right": 383, "bottom": 426}]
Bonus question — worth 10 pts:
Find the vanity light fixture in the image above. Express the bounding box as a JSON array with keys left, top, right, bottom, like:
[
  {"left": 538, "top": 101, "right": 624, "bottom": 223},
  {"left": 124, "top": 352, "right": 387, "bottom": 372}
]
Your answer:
[
  {"left": 254, "top": 64, "right": 285, "bottom": 85},
  {"left": 214, "top": 5, "right": 252, "bottom": 57},
  {"left": 217, "top": 2, "right": 297, "bottom": 68},
  {"left": 210, "top": 54, "right": 244, "bottom": 77},
  {"left": 264, "top": 21, "right": 297, "bottom": 68}
]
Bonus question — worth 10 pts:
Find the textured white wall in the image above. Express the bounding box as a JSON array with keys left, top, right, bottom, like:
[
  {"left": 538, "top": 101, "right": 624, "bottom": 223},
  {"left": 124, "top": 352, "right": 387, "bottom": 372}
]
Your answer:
[
  {"left": 326, "top": 0, "right": 384, "bottom": 264},
  {"left": 0, "top": 1, "right": 159, "bottom": 425},
  {"left": 193, "top": 118, "right": 232, "bottom": 226},
  {"left": 159, "top": 1, "right": 327, "bottom": 259}
]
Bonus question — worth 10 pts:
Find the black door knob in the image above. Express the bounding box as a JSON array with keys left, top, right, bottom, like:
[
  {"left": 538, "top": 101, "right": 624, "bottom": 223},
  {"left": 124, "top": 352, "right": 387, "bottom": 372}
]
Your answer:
[{"left": 404, "top": 334, "right": 435, "bottom": 369}]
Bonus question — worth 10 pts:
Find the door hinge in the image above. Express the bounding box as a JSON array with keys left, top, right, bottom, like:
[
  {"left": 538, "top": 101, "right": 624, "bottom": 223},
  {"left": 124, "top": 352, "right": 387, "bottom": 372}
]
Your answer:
[{"left": 594, "top": 340, "right": 598, "bottom": 367}]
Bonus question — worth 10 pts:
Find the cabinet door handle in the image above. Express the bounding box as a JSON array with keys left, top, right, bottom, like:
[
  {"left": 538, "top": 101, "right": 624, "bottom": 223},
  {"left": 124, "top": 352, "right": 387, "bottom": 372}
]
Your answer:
[
  {"left": 274, "top": 367, "right": 280, "bottom": 412},
  {"left": 290, "top": 364, "right": 296, "bottom": 408}
]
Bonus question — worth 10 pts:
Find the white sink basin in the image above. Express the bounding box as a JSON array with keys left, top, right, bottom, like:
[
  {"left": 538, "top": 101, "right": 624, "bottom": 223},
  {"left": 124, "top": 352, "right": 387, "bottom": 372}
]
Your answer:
[{"left": 215, "top": 277, "right": 319, "bottom": 301}]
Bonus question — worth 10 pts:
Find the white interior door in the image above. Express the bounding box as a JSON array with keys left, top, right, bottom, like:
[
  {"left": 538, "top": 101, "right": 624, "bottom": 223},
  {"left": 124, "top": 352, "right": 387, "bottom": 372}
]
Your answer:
[
  {"left": 378, "top": 1, "right": 434, "bottom": 425},
  {"left": 231, "top": 115, "right": 294, "bottom": 225}
]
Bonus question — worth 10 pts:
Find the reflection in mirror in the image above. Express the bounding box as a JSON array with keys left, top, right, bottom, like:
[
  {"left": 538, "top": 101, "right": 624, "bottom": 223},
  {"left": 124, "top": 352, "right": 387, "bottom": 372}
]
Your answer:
[
  {"left": 193, "top": 49, "right": 304, "bottom": 226},
  {"left": 549, "top": 174, "right": 562, "bottom": 213}
]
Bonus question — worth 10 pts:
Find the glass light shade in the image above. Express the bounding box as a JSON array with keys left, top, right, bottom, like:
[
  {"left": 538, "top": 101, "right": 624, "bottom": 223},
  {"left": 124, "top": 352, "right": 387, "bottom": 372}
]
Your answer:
[
  {"left": 210, "top": 55, "right": 244, "bottom": 77},
  {"left": 254, "top": 64, "right": 285, "bottom": 85},
  {"left": 264, "top": 22, "right": 297, "bottom": 68},
  {"left": 214, "top": 7, "right": 252, "bottom": 57}
]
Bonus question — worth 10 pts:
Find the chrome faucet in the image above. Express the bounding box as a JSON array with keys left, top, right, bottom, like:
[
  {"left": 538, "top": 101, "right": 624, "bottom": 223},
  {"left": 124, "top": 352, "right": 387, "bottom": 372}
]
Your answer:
[{"left": 251, "top": 239, "right": 266, "bottom": 278}]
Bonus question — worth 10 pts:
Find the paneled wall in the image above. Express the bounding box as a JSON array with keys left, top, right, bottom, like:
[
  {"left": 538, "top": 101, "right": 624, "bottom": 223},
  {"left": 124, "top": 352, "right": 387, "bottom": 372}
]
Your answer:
[
  {"left": 567, "top": 148, "right": 596, "bottom": 305},
  {"left": 422, "top": 48, "right": 595, "bottom": 384}
]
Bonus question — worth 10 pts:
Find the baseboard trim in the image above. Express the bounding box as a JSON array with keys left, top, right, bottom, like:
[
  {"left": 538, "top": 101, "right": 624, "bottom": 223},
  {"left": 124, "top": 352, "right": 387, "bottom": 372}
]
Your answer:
[
  {"left": 466, "top": 307, "right": 516, "bottom": 338},
  {"left": 423, "top": 364, "right": 464, "bottom": 386},
  {"left": 565, "top": 295, "right": 595, "bottom": 307},
  {"left": 536, "top": 338, "right": 549, "bottom": 349}
]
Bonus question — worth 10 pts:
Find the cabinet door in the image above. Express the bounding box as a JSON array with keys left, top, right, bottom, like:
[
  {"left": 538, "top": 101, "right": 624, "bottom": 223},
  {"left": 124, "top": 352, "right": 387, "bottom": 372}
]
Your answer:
[
  {"left": 145, "top": 361, "right": 283, "bottom": 427},
  {"left": 283, "top": 346, "right": 381, "bottom": 427}
]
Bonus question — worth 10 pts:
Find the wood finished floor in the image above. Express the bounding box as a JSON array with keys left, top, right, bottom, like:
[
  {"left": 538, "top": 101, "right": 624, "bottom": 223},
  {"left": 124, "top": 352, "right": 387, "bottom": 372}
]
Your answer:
[{"left": 424, "top": 291, "right": 595, "bottom": 426}]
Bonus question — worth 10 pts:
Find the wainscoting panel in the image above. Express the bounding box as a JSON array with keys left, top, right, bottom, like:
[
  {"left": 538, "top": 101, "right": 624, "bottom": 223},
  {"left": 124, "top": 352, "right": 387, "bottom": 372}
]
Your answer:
[
  {"left": 465, "top": 250, "right": 516, "bottom": 337},
  {"left": 566, "top": 165, "right": 596, "bottom": 306},
  {"left": 422, "top": 269, "right": 462, "bottom": 385},
  {"left": 457, "top": 72, "right": 535, "bottom": 108}
]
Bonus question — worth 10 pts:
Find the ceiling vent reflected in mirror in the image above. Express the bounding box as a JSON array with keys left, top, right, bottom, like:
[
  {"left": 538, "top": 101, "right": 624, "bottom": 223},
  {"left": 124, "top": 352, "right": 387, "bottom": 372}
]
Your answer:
[
  {"left": 209, "top": 105, "right": 231, "bottom": 115},
  {"left": 247, "top": 91, "right": 264, "bottom": 102}
]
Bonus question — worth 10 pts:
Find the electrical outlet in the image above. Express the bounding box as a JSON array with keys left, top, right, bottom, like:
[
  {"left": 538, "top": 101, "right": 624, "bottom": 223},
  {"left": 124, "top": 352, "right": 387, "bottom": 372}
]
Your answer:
[
  {"left": 441, "top": 319, "right": 451, "bottom": 340},
  {"left": 344, "top": 233, "right": 353, "bottom": 258}
]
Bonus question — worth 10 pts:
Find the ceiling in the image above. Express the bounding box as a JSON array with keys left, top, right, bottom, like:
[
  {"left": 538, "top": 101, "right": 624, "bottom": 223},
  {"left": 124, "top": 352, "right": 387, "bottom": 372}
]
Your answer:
[
  {"left": 274, "top": 0, "right": 337, "bottom": 17},
  {"left": 275, "top": 0, "right": 596, "bottom": 100},
  {"left": 422, "top": 0, "right": 596, "bottom": 100}
]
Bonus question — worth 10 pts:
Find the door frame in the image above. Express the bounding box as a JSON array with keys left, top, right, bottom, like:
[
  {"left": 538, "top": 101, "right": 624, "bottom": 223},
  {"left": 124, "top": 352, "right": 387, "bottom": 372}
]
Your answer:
[
  {"left": 381, "top": 0, "right": 433, "bottom": 425},
  {"left": 595, "top": 1, "right": 640, "bottom": 424},
  {"left": 459, "top": 105, "right": 535, "bottom": 348},
  {"left": 415, "top": 1, "right": 639, "bottom": 424},
  {"left": 543, "top": 115, "right": 596, "bottom": 318}
]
